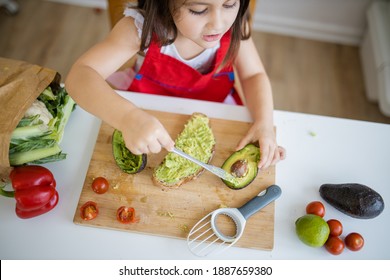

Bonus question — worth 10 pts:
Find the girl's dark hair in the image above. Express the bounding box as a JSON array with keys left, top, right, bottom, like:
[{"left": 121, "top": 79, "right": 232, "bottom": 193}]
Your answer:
[{"left": 136, "top": 0, "right": 251, "bottom": 67}]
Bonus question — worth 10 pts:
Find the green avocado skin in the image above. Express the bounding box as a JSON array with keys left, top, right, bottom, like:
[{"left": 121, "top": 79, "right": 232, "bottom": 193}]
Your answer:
[
  {"left": 319, "top": 183, "right": 385, "bottom": 219},
  {"left": 221, "top": 144, "right": 260, "bottom": 190},
  {"left": 112, "top": 129, "right": 147, "bottom": 174}
]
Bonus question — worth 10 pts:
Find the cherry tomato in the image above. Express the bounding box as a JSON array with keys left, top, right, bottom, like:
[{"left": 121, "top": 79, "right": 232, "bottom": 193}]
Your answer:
[
  {"left": 80, "top": 201, "right": 98, "bottom": 220},
  {"left": 91, "top": 177, "right": 109, "bottom": 194},
  {"left": 306, "top": 201, "right": 325, "bottom": 217},
  {"left": 345, "top": 232, "right": 364, "bottom": 251},
  {"left": 116, "top": 206, "right": 138, "bottom": 224},
  {"left": 325, "top": 236, "right": 345, "bottom": 255},
  {"left": 327, "top": 219, "right": 343, "bottom": 236}
]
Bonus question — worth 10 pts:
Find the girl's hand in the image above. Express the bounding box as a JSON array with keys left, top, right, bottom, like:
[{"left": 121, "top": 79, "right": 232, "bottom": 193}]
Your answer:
[
  {"left": 236, "top": 122, "right": 286, "bottom": 170},
  {"left": 120, "top": 108, "right": 175, "bottom": 155}
]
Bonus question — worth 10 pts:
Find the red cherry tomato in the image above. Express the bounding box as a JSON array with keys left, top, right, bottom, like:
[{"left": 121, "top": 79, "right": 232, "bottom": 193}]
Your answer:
[
  {"left": 91, "top": 177, "right": 109, "bottom": 194},
  {"left": 327, "top": 219, "right": 343, "bottom": 236},
  {"left": 116, "top": 206, "right": 138, "bottom": 224},
  {"left": 325, "top": 236, "right": 345, "bottom": 255},
  {"left": 80, "top": 201, "right": 98, "bottom": 221},
  {"left": 306, "top": 201, "right": 325, "bottom": 217},
  {"left": 345, "top": 232, "right": 364, "bottom": 251}
]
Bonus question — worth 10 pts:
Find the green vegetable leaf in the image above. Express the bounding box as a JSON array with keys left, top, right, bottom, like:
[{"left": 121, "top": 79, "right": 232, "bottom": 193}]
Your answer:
[
  {"left": 9, "top": 84, "right": 75, "bottom": 166},
  {"left": 9, "top": 143, "right": 62, "bottom": 166},
  {"left": 16, "top": 115, "right": 42, "bottom": 128}
]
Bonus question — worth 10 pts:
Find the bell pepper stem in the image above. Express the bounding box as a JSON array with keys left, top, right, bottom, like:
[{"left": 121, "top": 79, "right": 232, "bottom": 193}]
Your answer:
[
  {"left": 0, "top": 181, "right": 15, "bottom": 198},
  {"left": 0, "top": 187, "right": 15, "bottom": 198}
]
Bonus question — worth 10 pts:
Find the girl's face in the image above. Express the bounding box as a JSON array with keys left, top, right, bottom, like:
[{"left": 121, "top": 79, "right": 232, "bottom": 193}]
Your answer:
[{"left": 172, "top": 0, "right": 240, "bottom": 49}]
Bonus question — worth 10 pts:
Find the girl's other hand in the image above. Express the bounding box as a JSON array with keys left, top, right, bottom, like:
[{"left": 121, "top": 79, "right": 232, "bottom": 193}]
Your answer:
[
  {"left": 121, "top": 108, "right": 175, "bottom": 155},
  {"left": 236, "top": 123, "right": 286, "bottom": 170},
  {"left": 260, "top": 145, "right": 286, "bottom": 170}
]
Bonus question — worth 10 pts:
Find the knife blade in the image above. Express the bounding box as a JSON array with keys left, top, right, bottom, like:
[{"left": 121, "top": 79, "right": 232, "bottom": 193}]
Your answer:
[{"left": 171, "top": 147, "right": 236, "bottom": 183}]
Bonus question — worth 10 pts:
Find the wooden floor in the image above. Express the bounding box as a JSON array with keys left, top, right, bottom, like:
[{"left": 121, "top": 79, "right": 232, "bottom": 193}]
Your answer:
[{"left": 1, "top": 0, "right": 390, "bottom": 124}]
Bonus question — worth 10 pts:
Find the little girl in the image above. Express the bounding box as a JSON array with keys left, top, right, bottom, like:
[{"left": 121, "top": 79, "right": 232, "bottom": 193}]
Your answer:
[{"left": 65, "top": 0, "right": 286, "bottom": 170}]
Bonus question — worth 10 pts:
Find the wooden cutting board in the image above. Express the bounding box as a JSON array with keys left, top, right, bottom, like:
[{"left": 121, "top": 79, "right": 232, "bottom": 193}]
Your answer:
[{"left": 73, "top": 110, "right": 276, "bottom": 251}]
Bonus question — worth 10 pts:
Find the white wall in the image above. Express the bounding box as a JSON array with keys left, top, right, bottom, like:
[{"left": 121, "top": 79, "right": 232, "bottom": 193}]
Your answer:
[
  {"left": 47, "top": 0, "right": 377, "bottom": 46},
  {"left": 253, "top": 0, "right": 374, "bottom": 45}
]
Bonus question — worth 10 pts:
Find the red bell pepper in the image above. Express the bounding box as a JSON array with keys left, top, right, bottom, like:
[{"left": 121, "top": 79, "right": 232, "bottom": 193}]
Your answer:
[
  {"left": 9, "top": 165, "right": 56, "bottom": 190},
  {"left": 15, "top": 190, "right": 59, "bottom": 219},
  {"left": 15, "top": 185, "right": 56, "bottom": 211},
  {"left": 0, "top": 165, "right": 59, "bottom": 219}
]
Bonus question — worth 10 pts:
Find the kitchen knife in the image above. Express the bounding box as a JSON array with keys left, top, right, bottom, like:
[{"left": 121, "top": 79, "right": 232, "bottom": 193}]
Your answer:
[{"left": 171, "top": 147, "right": 235, "bottom": 183}]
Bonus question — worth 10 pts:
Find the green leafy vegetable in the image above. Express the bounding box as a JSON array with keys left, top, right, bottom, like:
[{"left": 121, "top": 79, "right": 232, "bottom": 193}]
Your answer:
[{"left": 9, "top": 85, "right": 76, "bottom": 165}]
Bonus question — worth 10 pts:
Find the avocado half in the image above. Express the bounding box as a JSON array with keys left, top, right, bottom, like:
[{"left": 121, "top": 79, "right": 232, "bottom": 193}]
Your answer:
[
  {"left": 112, "top": 129, "right": 147, "bottom": 174},
  {"left": 221, "top": 144, "right": 260, "bottom": 189}
]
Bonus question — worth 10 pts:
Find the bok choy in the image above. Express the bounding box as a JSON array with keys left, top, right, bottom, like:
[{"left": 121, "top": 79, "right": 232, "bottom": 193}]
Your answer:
[{"left": 9, "top": 85, "right": 76, "bottom": 165}]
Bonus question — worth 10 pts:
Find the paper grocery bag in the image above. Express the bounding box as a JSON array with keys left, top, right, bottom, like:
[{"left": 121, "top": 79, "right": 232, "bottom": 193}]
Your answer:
[{"left": 0, "top": 57, "right": 60, "bottom": 179}]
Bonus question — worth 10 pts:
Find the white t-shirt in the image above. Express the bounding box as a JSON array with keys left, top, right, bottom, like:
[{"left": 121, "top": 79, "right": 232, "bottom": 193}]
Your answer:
[{"left": 124, "top": 8, "right": 220, "bottom": 74}]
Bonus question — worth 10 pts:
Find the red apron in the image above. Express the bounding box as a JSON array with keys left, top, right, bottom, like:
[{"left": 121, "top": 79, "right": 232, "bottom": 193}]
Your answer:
[{"left": 128, "top": 31, "right": 242, "bottom": 104}]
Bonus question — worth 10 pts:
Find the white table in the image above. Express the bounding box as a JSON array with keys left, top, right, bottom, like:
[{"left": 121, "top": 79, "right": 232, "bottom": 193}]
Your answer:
[{"left": 1, "top": 92, "right": 389, "bottom": 260}]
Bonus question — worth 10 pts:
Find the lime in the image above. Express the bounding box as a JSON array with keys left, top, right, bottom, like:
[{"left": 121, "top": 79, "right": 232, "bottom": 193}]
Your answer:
[{"left": 295, "top": 214, "right": 330, "bottom": 247}]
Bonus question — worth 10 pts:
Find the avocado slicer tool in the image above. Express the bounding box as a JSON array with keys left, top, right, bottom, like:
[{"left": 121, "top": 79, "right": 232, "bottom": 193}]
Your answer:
[{"left": 187, "top": 184, "right": 282, "bottom": 257}]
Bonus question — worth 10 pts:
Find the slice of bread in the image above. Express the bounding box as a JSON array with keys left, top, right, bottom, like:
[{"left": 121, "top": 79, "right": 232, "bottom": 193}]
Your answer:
[{"left": 153, "top": 112, "right": 215, "bottom": 191}]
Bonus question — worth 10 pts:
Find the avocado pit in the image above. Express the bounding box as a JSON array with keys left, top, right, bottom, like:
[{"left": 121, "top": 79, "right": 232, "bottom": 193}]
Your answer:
[{"left": 231, "top": 160, "right": 248, "bottom": 178}]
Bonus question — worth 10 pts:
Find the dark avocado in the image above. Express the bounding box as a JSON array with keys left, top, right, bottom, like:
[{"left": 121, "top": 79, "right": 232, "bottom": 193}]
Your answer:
[
  {"left": 221, "top": 144, "right": 260, "bottom": 189},
  {"left": 319, "top": 183, "right": 385, "bottom": 219},
  {"left": 112, "top": 129, "right": 146, "bottom": 174}
]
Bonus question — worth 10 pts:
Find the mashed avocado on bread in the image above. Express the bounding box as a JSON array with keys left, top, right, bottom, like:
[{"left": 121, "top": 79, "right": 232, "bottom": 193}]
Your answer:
[{"left": 153, "top": 113, "right": 215, "bottom": 189}]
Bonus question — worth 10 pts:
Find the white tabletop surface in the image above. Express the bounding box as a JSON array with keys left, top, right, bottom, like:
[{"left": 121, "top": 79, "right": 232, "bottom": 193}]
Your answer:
[{"left": 1, "top": 91, "right": 389, "bottom": 260}]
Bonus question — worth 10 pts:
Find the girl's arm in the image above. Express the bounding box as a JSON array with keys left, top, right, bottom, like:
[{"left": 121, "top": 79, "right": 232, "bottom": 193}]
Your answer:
[
  {"left": 65, "top": 17, "right": 174, "bottom": 154},
  {"left": 234, "top": 37, "right": 286, "bottom": 169}
]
